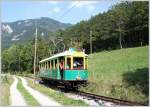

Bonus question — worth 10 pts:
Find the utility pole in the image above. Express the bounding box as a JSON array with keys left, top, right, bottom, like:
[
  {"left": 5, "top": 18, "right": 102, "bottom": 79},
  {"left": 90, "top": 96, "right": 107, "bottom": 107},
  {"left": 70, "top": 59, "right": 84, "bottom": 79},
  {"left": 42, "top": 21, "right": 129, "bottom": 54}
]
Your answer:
[
  {"left": 90, "top": 30, "right": 93, "bottom": 54},
  {"left": 19, "top": 53, "right": 20, "bottom": 73},
  {"left": 71, "top": 38, "right": 72, "bottom": 46},
  {"left": 33, "top": 27, "right": 37, "bottom": 84}
]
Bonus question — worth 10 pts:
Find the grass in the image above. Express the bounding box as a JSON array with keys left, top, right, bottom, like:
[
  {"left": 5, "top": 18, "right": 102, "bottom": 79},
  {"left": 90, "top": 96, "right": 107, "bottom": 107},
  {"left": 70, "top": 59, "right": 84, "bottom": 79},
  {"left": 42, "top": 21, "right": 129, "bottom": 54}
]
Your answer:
[
  {"left": 17, "top": 78, "right": 40, "bottom": 106},
  {"left": 27, "top": 79, "right": 88, "bottom": 106},
  {"left": 80, "top": 46, "right": 149, "bottom": 105},
  {"left": 17, "top": 72, "right": 34, "bottom": 78},
  {"left": 0, "top": 75, "right": 13, "bottom": 105}
]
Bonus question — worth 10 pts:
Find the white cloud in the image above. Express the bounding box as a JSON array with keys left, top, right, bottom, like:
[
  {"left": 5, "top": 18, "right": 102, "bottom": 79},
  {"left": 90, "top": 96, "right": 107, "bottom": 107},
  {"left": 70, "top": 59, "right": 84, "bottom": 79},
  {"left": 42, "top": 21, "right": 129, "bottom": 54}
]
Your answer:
[
  {"left": 53, "top": 7, "right": 60, "bottom": 13},
  {"left": 48, "top": 7, "right": 61, "bottom": 14},
  {"left": 48, "top": 1, "right": 58, "bottom": 4},
  {"left": 88, "top": 5, "right": 95, "bottom": 11},
  {"left": 69, "top": 1, "right": 98, "bottom": 8}
]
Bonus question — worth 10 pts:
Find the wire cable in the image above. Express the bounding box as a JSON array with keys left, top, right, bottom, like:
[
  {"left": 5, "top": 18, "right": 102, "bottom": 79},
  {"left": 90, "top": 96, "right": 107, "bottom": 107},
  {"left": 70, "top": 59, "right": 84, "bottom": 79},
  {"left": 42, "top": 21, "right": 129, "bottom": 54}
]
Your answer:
[{"left": 59, "top": 1, "right": 80, "bottom": 20}]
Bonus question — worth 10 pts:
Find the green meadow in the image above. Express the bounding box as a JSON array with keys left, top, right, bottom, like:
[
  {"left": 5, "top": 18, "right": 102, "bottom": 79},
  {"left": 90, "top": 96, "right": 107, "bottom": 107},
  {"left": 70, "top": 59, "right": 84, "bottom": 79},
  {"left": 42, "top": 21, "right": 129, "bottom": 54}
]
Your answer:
[{"left": 80, "top": 46, "right": 149, "bottom": 105}]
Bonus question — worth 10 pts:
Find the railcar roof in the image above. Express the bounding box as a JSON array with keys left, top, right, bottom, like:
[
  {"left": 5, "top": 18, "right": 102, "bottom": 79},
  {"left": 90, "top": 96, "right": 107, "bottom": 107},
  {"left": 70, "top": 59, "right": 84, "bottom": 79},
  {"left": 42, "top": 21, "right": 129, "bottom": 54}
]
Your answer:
[{"left": 39, "top": 50, "right": 88, "bottom": 63}]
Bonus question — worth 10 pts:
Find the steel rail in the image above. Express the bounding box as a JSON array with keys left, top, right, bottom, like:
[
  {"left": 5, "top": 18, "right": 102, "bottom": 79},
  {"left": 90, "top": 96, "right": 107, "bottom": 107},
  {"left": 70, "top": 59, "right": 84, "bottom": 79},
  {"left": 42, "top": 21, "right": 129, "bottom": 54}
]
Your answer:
[{"left": 72, "top": 91, "right": 145, "bottom": 106}]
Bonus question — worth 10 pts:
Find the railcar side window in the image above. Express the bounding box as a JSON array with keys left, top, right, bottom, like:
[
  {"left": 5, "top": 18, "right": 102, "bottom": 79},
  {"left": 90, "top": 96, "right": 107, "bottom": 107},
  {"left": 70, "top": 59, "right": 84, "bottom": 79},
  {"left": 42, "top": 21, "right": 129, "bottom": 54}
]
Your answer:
[
  {"left": 55, "top": 59, "right": 57, "bottom": 69},
  {"left": 66, "top": 57, "right": 71, "bottom": 69},
  {"left": 51, "top": 60, "right": 53, "bottom": 70},
  {"left": 49, "top": 61, "right": 51, "bottom": 69},
  {"left": 45, "top": 63, "right": 46, "bottom": 69},
  {"left": 73, "top": 57, "right": 83, "bottom": 69},
  {"left": 47, "top": 62, "right": 49, "bottom": 69}
]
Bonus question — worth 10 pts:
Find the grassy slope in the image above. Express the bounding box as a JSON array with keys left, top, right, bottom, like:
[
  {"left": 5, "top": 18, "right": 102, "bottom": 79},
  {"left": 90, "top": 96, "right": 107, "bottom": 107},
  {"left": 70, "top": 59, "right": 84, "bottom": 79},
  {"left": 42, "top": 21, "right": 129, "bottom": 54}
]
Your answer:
[
  {"left": 0, "top": 75, "right": 13, "bottom": 105},
  {"left": 28, "top": 79, "right": 88, "bottom": 106},
  {"left": 80, "top": 46, "right": 149, "bottom": 105}
]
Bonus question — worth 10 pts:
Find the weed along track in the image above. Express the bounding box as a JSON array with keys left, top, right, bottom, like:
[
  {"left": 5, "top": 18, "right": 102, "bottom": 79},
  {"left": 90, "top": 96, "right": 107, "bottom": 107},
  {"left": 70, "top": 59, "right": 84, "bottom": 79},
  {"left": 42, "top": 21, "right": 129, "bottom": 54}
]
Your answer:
[{"left": 70, "top": 91, "right": 145, "bottom": 106}]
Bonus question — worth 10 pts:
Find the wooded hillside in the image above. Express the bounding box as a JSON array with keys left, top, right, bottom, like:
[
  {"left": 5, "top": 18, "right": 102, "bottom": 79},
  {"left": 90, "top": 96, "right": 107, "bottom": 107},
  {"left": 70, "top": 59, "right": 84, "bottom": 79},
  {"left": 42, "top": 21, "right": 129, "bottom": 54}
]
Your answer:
[
  {"left": 60, "top": 1, "right": 148, "bottom": 53},
  {"left": 2, "top": 1, "right": 149, "bottom": 73}
]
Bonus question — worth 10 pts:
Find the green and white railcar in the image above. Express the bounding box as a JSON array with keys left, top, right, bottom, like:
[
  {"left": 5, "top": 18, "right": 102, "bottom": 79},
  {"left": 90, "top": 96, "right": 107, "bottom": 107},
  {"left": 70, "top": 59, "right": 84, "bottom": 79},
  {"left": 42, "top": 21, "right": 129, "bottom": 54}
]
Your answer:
[{"left": 38, "top": 48, "right": 88, "bottom": 84}]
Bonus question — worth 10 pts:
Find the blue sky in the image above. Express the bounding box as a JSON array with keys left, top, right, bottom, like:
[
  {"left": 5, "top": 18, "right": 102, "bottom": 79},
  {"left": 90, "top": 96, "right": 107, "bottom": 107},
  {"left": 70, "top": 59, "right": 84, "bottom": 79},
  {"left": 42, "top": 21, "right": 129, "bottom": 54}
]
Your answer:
[{"left": 2, "top": 0, "right": 119, "bottom": 24}]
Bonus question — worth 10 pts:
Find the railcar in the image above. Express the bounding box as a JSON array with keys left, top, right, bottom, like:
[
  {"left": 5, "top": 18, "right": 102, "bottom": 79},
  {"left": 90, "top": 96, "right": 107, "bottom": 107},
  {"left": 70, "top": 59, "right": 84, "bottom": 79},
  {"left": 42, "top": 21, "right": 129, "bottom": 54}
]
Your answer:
[{"left": 38, "top": 48, "right": 88, "bottom": 87}]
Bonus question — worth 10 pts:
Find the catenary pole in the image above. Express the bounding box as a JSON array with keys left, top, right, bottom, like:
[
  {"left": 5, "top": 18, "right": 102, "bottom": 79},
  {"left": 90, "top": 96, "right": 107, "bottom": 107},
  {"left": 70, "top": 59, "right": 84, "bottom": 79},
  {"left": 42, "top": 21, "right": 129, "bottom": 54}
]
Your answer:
[
  {"left": 33, "top": 27, "right": 37, "bottom": 84},
  {"left": 90, "top": 30, "right": 93, "bottom": 54}
]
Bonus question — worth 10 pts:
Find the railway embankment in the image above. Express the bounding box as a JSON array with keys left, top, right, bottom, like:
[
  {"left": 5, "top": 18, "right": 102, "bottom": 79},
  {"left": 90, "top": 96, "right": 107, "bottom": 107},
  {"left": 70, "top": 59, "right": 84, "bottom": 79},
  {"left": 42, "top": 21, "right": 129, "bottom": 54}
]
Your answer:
[{"left": 79, "top": 46, "right": 148, "bottom": 105}]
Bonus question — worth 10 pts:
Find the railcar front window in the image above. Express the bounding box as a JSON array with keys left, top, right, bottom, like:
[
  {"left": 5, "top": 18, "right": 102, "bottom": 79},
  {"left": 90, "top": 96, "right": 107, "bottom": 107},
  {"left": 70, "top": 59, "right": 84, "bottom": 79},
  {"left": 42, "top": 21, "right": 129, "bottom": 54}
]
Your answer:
[{"left": 73, "top": 57, "right": 83, "bottom": 69}]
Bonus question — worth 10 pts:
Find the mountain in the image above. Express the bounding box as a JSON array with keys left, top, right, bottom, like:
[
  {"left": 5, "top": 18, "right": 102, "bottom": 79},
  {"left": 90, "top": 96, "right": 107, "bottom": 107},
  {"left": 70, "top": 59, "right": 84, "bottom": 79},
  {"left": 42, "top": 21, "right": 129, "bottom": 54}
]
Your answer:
[{"left": 2, "top": 17, "right": 72, "bottom": 49}]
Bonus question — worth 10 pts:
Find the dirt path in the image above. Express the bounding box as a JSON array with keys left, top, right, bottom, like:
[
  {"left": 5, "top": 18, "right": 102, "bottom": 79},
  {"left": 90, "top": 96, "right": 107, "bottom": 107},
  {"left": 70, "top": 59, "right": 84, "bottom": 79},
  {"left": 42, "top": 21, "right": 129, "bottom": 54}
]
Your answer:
[
  {"left": 19, "top": 77, "right": 61, "bottom": 106},
  {"left": 10, "top": 76, "right": 27, "bottom": 106}
]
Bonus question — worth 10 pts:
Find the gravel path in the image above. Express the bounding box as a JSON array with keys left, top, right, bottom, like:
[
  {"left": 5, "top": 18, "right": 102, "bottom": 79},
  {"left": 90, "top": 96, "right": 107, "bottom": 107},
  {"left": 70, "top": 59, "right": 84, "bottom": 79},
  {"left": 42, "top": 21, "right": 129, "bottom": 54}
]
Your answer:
[
  {"left": 65, "top": 93, "right": 114, "bottom": 106},
  {"left": 19, "top": 77, "right": 61, "bottom": 106},
  {"left": 10, "top": 76, "right": 27, "bottom": 106},
  {"left": 65, "top": 93, "right": 99, "bottom": 106}
]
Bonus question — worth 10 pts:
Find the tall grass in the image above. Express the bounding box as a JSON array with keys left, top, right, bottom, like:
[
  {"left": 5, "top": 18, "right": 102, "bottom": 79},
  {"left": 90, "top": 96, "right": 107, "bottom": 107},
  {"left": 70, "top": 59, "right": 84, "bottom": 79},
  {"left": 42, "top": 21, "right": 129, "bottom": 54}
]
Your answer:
[{"left": 0, "top": 75, "right": 13, "bottom": 105}]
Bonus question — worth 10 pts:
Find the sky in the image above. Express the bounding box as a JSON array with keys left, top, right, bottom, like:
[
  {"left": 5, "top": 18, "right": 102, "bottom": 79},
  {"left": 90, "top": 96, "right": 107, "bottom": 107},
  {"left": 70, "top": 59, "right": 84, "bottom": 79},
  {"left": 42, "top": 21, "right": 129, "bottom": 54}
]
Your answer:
[{"left": 1, "top": 0, "right": 119, "bottom": 24}]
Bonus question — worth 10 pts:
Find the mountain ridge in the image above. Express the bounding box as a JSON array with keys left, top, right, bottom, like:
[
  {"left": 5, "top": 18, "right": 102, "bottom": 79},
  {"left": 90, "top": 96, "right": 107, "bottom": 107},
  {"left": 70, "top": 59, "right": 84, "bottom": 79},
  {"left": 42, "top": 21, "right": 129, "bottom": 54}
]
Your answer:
[{"left": 2, "top": 17, "right": 72, "bottom": 49}]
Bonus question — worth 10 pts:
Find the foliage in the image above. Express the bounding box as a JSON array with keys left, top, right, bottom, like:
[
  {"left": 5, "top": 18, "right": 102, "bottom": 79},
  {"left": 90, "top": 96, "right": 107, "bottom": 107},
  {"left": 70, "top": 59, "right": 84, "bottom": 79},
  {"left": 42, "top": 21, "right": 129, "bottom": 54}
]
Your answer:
[
  {"left": 60, "top": 1, "right": 148, "bottom": 53},
  {"left": 2, "top": 37, "right": 49, "bottom": 73}
]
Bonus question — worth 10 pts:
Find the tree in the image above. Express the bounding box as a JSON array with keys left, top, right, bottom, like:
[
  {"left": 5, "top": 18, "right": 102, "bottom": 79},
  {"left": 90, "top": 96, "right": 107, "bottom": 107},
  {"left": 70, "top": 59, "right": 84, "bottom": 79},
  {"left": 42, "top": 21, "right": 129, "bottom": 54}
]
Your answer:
[{"left": 111, "top": 2, "right": 129, "bottom": 49}]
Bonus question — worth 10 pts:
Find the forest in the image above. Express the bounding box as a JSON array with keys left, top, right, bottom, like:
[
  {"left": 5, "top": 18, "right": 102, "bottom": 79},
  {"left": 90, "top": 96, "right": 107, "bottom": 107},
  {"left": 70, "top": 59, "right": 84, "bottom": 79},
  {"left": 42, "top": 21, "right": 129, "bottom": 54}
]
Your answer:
[{"left": 2, "top": 1, "right": 149, "bottom": 73}]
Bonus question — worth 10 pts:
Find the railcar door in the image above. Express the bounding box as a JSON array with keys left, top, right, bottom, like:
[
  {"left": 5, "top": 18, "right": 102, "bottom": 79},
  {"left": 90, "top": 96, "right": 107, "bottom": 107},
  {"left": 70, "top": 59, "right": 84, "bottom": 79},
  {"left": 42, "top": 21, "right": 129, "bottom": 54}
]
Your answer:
[{"left": 59, "top": 57, "right": 65, "bottom": 80}]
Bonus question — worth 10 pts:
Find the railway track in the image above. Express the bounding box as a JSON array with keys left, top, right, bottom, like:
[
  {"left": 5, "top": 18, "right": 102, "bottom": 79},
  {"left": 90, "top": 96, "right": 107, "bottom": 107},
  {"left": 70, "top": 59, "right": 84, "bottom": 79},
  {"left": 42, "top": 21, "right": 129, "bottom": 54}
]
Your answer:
[
  {"left": 24, "top": 75, "right": 145, "bottom": 106},
  {"left": 71, "top": 90, "right": 144, "bottom": 106}
]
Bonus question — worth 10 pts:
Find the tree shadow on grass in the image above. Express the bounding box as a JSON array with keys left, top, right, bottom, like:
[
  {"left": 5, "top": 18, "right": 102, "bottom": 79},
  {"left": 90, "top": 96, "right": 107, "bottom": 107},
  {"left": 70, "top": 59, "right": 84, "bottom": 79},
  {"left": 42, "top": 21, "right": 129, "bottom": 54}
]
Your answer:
[{"left": 123, "top": 67, "right": 149, "bottom": 96}]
